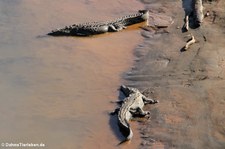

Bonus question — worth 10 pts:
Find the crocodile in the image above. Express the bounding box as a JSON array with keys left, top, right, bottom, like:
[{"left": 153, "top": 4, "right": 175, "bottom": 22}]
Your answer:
[
  {"left": 47, "top": 10, "right": 149, "bottom": 36},
  {"left": 183, "top": 0, "right": 204, "bottom": 31},
  {"left": 111, "top": 85, "right": 158, "bottom": 144}
]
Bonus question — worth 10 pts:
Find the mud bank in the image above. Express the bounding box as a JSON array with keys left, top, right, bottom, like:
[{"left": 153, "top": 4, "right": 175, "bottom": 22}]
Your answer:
[{"left": 124, "top": 0, "right": 225, "bottom": 148}]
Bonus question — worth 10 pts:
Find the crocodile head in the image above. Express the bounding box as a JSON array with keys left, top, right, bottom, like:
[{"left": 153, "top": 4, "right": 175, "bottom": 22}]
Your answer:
[
  {"left": 138, "top": 10, "right": 149, "bottom": 21},
  {"left": 120, "top": 85, "right": 139, "bottom": 97}
]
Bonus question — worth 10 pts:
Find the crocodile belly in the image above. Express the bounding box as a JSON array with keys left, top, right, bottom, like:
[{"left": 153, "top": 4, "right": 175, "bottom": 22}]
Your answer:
[{"left": 70, "top": 26, "right": 109, "bottom": 36}]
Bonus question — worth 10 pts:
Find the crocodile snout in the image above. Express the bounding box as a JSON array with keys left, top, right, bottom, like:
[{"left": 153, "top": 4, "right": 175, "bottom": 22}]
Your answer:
[
  {"left": 120, "top": 85, "right": 131, "bottom": 97},
  {"left": 120, "top": 85, "right": 138, "bottom": 97}
]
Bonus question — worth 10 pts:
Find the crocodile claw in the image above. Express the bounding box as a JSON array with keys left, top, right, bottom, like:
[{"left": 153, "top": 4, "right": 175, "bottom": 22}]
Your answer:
[{"left": 153, "top": 100, "right": 159, "bottom": 104}]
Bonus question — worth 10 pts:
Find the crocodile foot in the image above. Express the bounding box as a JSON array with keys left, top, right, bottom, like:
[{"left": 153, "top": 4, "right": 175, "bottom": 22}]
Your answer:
[
  {"left": 143, "top": 96, "right": 159, "bottom": 104},
  {"left": 130, "top": 107, "right": 150, "bottom": 117},
  {"left": 109, "top": 24, "right": 127, "bottom": 32},
  {"left": 110, "top": 108, "right": 120, "bottom": 115}
]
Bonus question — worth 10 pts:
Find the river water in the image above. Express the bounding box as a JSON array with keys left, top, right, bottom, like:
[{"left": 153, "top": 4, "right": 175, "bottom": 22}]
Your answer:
[{"left": 0, "top": 0, "right": 145, "bottom": 148}]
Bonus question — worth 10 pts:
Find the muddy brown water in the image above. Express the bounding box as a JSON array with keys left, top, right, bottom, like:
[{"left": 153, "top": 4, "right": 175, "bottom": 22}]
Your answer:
[{"left": 0, "top": 0, "right": 147, "bottom": 149}]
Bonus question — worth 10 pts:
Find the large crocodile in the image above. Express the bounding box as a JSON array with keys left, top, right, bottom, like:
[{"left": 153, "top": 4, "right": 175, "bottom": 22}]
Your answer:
[
  {"left": 111, "top": 85, "right": 158, "bottom": 144},
  {"left": 47, "top": 10, "right": 149, "bottom": 36}
]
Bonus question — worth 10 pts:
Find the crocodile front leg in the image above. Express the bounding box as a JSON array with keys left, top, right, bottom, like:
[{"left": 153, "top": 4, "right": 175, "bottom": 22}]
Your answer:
[
  {"left": 110, "top": 108, "right": 120, "bottom": 115},
  {"left": 110, "top": 100, "right": 123, "bottom": 104},
  {"left": 108, "top": 24, "right": 126, "bottom": 32},
  {"left": 115, "top": 23, "right": 127, "bottom": 31}
]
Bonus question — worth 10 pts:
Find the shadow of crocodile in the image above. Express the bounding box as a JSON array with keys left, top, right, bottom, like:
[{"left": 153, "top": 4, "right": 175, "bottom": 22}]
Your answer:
[{"left": 109, "top": 90, "right": 129, "bottom": 144}]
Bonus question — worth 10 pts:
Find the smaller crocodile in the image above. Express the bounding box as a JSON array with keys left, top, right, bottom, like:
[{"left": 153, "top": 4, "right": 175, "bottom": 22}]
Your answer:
[
  {"left": 183, "top": 0, "right": 204, "bottom": 31},
  {"left": 47, "top": 10, "right": 149, "bottom": 36},
  {"left": 111, "top": 85, "right": 158, "bottom": 144}
]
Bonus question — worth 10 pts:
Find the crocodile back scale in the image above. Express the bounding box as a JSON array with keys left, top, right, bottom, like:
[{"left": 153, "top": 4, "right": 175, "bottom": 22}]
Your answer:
[{"left": 47, "top": 10, "right": 149, "bottom": 36}]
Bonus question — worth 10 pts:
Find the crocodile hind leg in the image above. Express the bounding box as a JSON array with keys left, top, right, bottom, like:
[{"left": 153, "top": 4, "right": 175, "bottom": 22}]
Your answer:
[
  {"left": 136, "top": 107, "right": 150, "bottom": 117},
  {"left": 130, "top": 107, "right": 150, "bottom": 117},
  {"left": 142, "top": 96, "right": 159, "bottom": 104}
]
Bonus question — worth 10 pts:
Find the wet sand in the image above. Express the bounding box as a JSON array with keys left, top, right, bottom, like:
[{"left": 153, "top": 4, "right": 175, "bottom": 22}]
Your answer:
[
  {"left": 0, "top": 0, "right": 147, "bottom": 149},
  {"left": 124, "top": 0, "right": 225, "bottom": 148}
]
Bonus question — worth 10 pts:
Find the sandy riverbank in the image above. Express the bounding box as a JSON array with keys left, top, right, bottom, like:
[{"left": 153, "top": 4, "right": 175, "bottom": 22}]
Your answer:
[{"left": 123, "top": 0, "right": 225, "bottom": 148}]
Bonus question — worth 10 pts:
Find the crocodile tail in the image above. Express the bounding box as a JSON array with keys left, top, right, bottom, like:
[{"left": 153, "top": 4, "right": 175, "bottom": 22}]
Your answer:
[
  {"left": 126, "top": 127, "right": 133, "bottom": 140},
  {"left": 47, "top": 29, "right": 71, "bottom": 36},
  {"left": 117, "top": 126, "right": 133, "bottom": 145}
]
